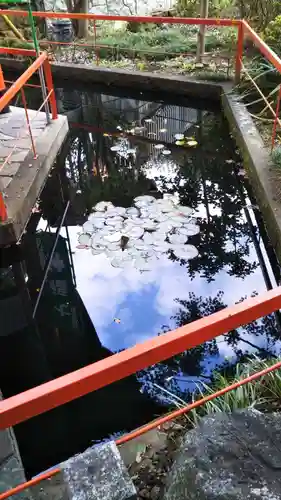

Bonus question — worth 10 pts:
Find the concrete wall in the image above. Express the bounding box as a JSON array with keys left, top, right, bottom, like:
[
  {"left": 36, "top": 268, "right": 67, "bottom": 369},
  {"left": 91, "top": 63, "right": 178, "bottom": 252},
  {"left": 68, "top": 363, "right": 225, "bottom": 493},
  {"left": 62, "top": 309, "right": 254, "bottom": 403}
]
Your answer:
[{"left": 0, "top": 391, "right": 31, "bottom": 500}]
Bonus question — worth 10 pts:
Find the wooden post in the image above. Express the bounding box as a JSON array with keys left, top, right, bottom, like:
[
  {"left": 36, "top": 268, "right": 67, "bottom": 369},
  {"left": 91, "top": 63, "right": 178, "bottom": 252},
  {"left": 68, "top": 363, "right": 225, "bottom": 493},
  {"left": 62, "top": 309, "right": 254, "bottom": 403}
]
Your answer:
[{"left": 196, "top": 0, "right": 209, "bottom": 63}]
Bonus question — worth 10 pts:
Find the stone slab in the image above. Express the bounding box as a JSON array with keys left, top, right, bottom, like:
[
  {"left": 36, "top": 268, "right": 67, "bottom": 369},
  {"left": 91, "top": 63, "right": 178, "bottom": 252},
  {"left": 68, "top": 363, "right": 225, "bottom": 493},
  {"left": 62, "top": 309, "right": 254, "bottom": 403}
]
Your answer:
[
  {"left": 61, "top": 441, "right": 137, "bottom": 500},
  {"left": 0, "top": 107, "right": 68, "bottom": 246},
  {"left": 0, "top": 391, "right": 31, "bottom": 500},
  {"left": 164, "top": 409, "right": 281, "bottom": 500}
]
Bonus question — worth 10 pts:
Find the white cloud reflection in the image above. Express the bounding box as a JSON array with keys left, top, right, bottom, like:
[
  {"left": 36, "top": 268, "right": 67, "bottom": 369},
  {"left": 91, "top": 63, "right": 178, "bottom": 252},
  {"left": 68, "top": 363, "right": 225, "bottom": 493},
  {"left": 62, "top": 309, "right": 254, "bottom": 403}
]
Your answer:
[{"left": 64, "top": 224, "right": 278, "bottom": 364}]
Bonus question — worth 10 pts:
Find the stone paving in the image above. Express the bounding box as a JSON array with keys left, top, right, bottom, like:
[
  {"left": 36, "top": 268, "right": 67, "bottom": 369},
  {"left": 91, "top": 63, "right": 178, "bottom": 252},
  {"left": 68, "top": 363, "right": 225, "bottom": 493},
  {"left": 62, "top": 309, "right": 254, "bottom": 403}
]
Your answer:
[
  {"left": 0, "top": 106, "right": 68, "bottom": 245},
  {"left": 0, "top": 106, "right": 47, "bottom": 190}
]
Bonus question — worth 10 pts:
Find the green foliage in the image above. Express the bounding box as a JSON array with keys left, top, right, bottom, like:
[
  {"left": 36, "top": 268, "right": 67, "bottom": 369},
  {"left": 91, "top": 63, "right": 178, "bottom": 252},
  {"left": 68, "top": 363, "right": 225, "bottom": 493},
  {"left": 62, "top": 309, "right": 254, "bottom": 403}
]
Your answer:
[
  {"left": 264, "top": 15, "right": 281, "bottom": 54},
  {"left": 175, "top": 0, "right": 234, "bottom": 18},
  {"left": 272, "top": 145, "right": 281, "bottom": 168},
  {"left": 0, "top": 37, "right": 34, "bottom": 50},
  {"left": 96, "top": 25, "right": 235, "bottom": 62},
  {"left": 181, "top": 356, "right": 281, "bottom": 426}
]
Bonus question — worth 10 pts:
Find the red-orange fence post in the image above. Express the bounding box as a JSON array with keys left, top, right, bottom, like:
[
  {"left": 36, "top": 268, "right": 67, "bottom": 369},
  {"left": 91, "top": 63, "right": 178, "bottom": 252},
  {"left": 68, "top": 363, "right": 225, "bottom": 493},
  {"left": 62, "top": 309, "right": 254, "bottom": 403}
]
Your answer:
[
  {"left": 235, "top": 21, "right": 244, "bottom": 84},
  {"left": 43, "top": 58, "right": 58, "bottom": 120},
  {"left": 271, "top": 84, "right": 281, "bottom": 150},
  {"left": 0, "top": 191, "right": 7, "bottom": 221}
]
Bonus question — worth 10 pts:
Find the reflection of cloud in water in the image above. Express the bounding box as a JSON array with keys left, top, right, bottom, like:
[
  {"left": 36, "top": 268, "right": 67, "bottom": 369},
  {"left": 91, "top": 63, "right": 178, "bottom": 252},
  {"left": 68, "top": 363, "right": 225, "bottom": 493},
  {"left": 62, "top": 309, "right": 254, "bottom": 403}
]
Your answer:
[{"left": 68, "top": 223, "right": 276, "bottom": 364}]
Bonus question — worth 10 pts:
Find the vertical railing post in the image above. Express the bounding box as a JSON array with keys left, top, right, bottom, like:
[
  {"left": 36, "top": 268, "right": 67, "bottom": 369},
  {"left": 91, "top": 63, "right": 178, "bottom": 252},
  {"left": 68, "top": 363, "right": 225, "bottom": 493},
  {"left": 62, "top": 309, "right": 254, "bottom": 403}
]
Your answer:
[
  {"left": 271, "top": 84, "right": 281, "bottom": 151},
  {"left": 0, "top": 190, "right": 8, "bottom": 221},
  {"left": 21, "top": 88, "right": 37, "bottom": 158},
  {"left": 235, "top": 21, "right": 244, "bottom": 85},
  {"left": 43, "top": 58, "right": 58, "bottom": 120}
]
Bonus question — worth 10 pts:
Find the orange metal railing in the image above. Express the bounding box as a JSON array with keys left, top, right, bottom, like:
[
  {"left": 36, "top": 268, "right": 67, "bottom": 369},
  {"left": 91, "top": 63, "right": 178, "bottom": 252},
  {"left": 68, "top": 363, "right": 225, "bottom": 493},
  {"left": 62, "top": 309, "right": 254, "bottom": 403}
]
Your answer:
[
  {"left": 0, "top": 47, "right": 57, "bottom": 222},
  {"left": 1, "top": 12, "right": 281, "bottom": 499},
  {"left": 236, "top": 20, "right": 281, "bottom": 148}
]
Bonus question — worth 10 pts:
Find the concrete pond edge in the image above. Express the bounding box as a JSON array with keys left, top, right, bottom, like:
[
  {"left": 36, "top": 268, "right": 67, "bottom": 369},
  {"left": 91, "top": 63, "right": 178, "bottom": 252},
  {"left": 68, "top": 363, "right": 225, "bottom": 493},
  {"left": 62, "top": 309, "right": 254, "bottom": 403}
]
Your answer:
[{"left": 221, "top": 89, "right": 281, "bottom": 263}]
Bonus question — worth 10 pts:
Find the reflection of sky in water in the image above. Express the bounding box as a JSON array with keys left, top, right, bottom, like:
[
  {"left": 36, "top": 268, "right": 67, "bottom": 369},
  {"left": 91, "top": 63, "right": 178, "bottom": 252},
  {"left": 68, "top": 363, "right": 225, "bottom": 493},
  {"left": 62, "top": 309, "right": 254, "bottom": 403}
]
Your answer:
[
  {"left": 38, "top": 92, "right": 281, "bottom": 402},
  {"left": 58, "top": 193, "right": 281, "bottom": 400},
  {"left": 68, "top": 225, "right": 277, "bottom": 353}
]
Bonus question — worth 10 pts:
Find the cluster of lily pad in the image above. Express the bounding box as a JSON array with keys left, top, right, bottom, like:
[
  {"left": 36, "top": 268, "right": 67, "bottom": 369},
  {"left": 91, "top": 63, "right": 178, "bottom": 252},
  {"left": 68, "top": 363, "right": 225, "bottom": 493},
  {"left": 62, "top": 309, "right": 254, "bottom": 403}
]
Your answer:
[{"left": 77, "top": 195, "right": 199, "bottom": 271}]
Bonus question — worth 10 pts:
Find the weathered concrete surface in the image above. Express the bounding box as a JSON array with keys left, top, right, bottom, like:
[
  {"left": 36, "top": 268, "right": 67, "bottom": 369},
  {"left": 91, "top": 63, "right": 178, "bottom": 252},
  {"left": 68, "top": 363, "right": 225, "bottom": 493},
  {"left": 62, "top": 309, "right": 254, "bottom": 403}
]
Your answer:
[
  {"left": 61, "top": 442, "right": 137, "bottom": 500},
  {"left": 164, "top": 409, "right": 281, "bottom": 500},
  {"left": 222, "top": 91, "right": 281, "bottom": 261},
  {"left": 0, "top": 57, "right": 223, "bottom": 101},
  {"left": 0, "top": 391, "right": 31, "bottom": 500},
  {"left": 0, "top": 107, "right": 68, "bottom": 246}
]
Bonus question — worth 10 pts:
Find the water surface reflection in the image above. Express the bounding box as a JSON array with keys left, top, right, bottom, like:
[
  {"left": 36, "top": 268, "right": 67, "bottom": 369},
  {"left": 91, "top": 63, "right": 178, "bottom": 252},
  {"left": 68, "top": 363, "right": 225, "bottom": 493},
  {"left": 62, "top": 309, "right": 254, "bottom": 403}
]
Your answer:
[{"left": 1, "top": 86, "right": 280, "bottom": 475}]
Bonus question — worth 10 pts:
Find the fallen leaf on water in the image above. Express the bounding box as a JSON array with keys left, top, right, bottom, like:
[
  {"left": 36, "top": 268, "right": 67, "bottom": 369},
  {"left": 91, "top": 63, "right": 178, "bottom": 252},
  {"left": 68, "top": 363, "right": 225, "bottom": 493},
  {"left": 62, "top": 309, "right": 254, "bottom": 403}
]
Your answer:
[
  {"left": 76, "top": 244, "right": 88, "bottom": 249},
  {"left": 187, "top": 140, "right": 198, "bottom": 147},
  {"left": 226, "top": 159, "right": 235, "bottom": 164}
]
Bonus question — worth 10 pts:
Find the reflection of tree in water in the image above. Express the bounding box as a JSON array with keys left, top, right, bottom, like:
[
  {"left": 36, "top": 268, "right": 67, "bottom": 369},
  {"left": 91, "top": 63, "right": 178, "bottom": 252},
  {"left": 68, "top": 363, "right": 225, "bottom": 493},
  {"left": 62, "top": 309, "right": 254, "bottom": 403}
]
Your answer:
[
  {"left": 155, "top": 116, "right": 259, "bottom": 282},
  {"left": 139, "top": 291, "right": 280, "bottom": 402}
]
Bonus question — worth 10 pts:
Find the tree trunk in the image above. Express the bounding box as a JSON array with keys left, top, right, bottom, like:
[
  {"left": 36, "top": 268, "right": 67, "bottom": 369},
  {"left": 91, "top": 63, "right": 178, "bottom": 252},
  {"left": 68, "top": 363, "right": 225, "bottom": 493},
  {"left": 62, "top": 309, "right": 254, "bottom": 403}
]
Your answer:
[
  {"left": 77, "top": 0, "right": 89, "bottom": 39},
  {"left": 196, "top": 0, "right": 209, "bottom": 63}
]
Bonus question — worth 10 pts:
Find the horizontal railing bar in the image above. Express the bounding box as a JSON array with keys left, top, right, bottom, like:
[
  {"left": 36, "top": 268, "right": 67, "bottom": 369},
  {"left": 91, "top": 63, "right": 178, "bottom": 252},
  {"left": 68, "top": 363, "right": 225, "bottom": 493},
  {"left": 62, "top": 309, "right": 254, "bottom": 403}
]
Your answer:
[
  {"left": 0, "top": 10, "right": 240, "bottom": 25},
  {"left": 1, "top": 286, "right": 281, "bottom": 430},
  {"left": 0, "top": 51, "right": 47, "bottom": 112},
  {"left": 0, "top": 46, "right": 36, "bottom": 56},
  {"left": 2, "top": 355, "right": 281, "bottom": 500}
]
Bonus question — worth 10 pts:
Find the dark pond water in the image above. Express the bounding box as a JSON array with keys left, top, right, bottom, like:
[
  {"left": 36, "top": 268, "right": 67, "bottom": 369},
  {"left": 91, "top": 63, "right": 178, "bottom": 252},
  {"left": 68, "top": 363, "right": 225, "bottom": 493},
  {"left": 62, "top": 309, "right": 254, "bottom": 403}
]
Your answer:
[{"left": 1, "top": 84, "right": 281, "bottom": 477}]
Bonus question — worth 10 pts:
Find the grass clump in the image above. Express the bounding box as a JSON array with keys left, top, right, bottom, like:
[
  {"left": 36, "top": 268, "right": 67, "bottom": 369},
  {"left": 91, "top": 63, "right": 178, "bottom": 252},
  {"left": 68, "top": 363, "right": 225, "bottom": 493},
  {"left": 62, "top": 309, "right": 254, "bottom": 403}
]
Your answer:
[
  {"left": 272, "top": 145, "right": 281, "bottom": 168},
  {"left": 166, "top": 356, "right": 281, "bottom": 427}
]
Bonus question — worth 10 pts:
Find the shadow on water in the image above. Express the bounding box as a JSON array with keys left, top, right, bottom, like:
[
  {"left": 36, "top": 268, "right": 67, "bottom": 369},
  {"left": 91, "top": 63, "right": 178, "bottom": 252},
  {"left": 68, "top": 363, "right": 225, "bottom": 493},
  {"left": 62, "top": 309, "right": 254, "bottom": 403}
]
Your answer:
[{"left": 1, "top": 84, "right": 281, "bottom": 476}]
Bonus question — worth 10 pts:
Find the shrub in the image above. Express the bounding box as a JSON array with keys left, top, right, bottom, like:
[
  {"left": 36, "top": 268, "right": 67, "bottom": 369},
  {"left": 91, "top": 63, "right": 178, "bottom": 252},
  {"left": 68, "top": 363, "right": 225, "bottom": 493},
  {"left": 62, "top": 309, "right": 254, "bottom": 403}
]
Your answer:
[{"left": 264, "top": 15, "right": 281, "bottom": 54}]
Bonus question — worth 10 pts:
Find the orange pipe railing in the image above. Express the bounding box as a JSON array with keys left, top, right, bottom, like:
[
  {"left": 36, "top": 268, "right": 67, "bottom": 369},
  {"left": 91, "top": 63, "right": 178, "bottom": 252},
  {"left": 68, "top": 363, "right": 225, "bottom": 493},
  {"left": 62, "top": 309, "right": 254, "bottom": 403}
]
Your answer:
[
  {"left": 0, "top": 52, "right": 47, "bottom": 112},
  {"left": 1, "top": 355, "right": 281, "bottom": 500},
  {"left": 0, "top": 48, "right": 58, "bottom": 221},
  {"left": 0, "top": 10, "right": 240, "bottom": 25},
  {"left": 1, "top": 12, "right": 281, "bottom": 499},
  {"left": 1, "top": 286, "right": 281, "bottom": 429}
]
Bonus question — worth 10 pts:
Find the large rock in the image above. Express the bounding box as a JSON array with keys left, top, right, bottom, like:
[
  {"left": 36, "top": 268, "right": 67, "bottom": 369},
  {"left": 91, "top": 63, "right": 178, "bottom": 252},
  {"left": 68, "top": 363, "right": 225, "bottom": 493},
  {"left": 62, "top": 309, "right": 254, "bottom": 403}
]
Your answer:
[{"left": 164, "top": 409, "right": 281, "bottom": 500}]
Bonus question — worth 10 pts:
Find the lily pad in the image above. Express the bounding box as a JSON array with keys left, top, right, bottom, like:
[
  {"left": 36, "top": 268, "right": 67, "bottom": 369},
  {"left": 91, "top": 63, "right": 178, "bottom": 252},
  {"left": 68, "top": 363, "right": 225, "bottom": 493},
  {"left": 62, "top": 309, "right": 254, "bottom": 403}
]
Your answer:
[
  {"left": 92, "top": 219, "right": 105, "bottom": 229},
  {"left": 126, "top": 207, "right": 139, "bottom": 217},
  {"left": 169, "top": 233, "right": 187, "bottom": 245},
  {"left": 104, "top": 232, "right": 122, "bottom": 243},
  {"left": 176, "top": 205, "right": 193, "bottom": 216},
  {"left": 83, "top": 221, "right": 94, "bottom": 233},
  {"left": 78, "top": 233, "right": 91, "bottom": 245},
  {"left": 173, "top": 245, "right": 199, "bottom": 260},
  {"left": 94, "top": 201, "right": 113, "bottom": 212},
  {"left": 174, "top": 133, "right": 184, "bottom": 140},
  {"left": 179, "top": 224, "right": 200, "bottom": 236},
  {"left": 130, "top": 226, "right": 144, "bottom": 239}
]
